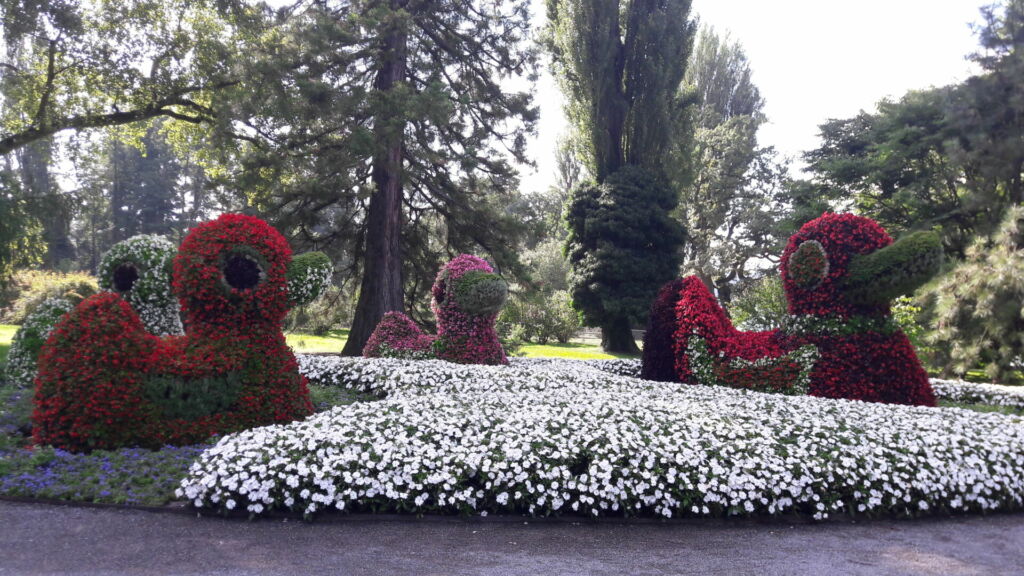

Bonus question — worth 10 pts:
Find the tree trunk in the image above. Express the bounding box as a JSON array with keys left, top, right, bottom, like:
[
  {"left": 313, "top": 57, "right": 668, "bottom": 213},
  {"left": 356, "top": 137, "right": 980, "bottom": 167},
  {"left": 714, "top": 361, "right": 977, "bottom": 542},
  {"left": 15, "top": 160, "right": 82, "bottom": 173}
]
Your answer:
[
  {"left": 110, "top": 139, "right": 131, "bottom": 243},
  {"left": 601, "top": 314, "right": 639, "bottom": 355},
  {"left": 596, "top": 14, "right": 628, "bottom": 183},
  {"left": 341, "top": 5, "right": 409, "bottom": 356}
]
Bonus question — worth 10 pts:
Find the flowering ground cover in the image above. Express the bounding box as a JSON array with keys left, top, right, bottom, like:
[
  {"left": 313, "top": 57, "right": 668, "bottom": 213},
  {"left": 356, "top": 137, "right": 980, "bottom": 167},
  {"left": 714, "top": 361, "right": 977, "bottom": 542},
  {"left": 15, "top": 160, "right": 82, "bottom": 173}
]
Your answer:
[
  {"left": 3, "top": 354, "right": 1023, "bottom": 515},
  {"left": 0, "top": 444, "right": 208, "bottom": 506},
  {"left": 178, "top": 356, "right": 1024, "bottom": 520},
  {"left": 0, "top": 377, "right": 373, "bottom": 505},
  {"left": 931, "top": 378, "right": 1024, "bottom": 412}
]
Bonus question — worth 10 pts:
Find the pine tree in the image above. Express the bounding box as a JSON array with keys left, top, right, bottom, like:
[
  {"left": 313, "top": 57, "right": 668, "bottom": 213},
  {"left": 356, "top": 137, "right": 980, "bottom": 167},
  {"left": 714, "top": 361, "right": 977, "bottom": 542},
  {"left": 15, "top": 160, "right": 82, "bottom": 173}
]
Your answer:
[
  {"left": 927, "top": 206, "right": 1024, "bottom": 382},
  {"left": 109, "top": 122, "right": 181, "bottom": 243}
]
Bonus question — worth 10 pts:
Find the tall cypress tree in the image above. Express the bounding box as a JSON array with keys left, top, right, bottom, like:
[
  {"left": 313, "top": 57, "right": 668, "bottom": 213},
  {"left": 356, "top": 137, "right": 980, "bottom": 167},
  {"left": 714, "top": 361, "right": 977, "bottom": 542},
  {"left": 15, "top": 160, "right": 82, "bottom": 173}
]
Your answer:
[{"left": 545, "top": 0, "right": 693, "bottom": 352}]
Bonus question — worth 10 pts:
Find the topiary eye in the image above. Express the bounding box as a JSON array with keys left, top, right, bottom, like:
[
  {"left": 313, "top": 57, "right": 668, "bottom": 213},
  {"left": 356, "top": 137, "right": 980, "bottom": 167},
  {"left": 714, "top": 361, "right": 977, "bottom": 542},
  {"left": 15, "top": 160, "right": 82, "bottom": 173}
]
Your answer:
[
  {"left": 221, "top": 249, "right": 266, "bottom": 292},
  {"left": 112, "top": 263, "right": 139, "bottom": 293},
  {"left": 788, "top": 240, "right": 830, "bottom": 290}
]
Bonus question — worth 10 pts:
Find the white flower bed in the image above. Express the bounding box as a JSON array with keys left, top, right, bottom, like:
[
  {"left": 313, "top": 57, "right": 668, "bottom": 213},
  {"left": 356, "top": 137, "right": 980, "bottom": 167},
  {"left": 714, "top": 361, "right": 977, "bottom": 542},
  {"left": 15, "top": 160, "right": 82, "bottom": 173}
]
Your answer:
[
  {"left": 179, "top": 356, "right": 1024, "bottom": 520},
  {"left": 930, "top": 378, "right": 1024, "bottom": 410}
]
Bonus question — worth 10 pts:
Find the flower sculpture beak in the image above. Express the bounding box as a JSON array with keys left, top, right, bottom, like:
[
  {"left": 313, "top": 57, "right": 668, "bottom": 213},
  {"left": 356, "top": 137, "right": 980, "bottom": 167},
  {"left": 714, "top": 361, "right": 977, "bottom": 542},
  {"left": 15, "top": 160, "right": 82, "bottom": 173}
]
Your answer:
[
  {"left": 453, "top": 270, "right": 509, "bottom": 317},
  {"left": 843, "top": 230, "right": 943, "bottom": 308}
]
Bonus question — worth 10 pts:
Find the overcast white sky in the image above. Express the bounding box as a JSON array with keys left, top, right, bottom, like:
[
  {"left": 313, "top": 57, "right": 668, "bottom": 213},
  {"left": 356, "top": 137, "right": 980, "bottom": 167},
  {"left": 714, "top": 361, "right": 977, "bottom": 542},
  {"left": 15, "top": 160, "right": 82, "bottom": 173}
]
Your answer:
[{"left": 520, "top": 0, "right": 987, "bottom": 192}]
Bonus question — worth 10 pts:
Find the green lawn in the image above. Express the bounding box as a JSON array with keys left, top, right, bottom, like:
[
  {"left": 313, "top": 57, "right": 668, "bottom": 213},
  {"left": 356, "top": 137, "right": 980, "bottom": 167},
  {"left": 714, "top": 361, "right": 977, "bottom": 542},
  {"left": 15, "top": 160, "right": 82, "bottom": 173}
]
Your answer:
[
  {"left": 519, "top": 341, "right": 636, "bottom": 360},
  {"left": 963, "top": 368, "right": 1024, "bottom": 385},
  {"left": 285, "top": 329, "right": 636, "bottom": 359},
  {"left": 286, "top": 329, "right": 636, "bottom": 360},
  {"left": 0, "top": 324, "right": 17, "bottom": 366},
  {"left": 285, "top": 329, "right": 350, "bottom": 354},
  {"left": 0, "top": 324, "right": 636, "bottom": 361}
]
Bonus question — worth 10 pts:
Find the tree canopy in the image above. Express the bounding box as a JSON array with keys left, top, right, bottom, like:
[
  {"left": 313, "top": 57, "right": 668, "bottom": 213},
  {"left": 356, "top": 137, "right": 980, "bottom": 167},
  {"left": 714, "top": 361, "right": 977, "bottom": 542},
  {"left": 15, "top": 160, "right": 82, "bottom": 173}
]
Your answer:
[
  {"left": 544, "top": 0, "right": 695, "bottom": 181},
  {"left": 0, "top": 0, "right": 253, "bottom": 155},
  {"left": 674, "top": 26, "right": 796, "bottom": 302},
  {"left": 208, "top": 0, "right": 538, "bottom": 353},
  {"left": 805, "top": 0, "right": 1024, "bottom": 258}
]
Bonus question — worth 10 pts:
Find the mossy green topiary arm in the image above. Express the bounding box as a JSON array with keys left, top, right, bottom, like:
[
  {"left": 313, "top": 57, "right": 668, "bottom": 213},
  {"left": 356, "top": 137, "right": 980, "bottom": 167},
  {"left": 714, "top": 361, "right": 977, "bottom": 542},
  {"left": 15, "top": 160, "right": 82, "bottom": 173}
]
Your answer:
[
  {"left": 453, "top": 270, "right": 509, "bottom": 316},
  {"left": 844, "top": 230, "right": 943, "bottom": 308}
]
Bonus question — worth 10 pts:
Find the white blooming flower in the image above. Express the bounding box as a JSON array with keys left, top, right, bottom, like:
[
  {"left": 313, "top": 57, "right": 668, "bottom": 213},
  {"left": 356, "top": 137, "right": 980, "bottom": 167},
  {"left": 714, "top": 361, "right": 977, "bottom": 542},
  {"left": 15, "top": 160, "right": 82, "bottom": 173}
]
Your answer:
[{"left": 177, "top": 356, "right": 1024, "bottom": 520}]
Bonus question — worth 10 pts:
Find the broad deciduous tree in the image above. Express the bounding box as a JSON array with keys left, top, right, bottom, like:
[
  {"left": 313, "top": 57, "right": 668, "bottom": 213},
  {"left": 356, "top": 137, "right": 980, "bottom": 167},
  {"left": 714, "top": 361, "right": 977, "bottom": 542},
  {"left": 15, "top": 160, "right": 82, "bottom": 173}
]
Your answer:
[
  {"left": 676, "top": 26, "right": 795, "bottom": 303},
  {"left": 0, "top": 0, "right": 250, "bottom": 156}
]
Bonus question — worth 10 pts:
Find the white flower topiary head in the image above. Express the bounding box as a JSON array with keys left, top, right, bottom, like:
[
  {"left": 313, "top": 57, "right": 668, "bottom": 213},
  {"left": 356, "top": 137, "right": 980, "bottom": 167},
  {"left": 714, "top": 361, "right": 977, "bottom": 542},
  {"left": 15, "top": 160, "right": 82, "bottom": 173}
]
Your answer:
[{"left": 98, "top": 234, "right": 183, "bottom": 336}]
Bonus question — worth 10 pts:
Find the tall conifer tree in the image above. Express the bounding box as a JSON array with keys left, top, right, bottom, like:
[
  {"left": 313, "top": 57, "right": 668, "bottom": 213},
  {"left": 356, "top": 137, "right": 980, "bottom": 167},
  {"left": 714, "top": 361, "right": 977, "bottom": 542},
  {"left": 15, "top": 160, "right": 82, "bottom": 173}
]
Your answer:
[{"left": 225, "top": 1, "right": 537, "bottom": 354}]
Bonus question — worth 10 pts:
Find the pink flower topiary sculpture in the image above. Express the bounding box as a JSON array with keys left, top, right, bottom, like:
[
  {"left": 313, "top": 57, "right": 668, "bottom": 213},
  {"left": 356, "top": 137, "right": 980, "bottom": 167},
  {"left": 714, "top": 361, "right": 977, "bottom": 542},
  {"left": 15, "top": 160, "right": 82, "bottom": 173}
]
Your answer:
[{"left": 363, "top": 255, "right": 508, "bottom": 365}]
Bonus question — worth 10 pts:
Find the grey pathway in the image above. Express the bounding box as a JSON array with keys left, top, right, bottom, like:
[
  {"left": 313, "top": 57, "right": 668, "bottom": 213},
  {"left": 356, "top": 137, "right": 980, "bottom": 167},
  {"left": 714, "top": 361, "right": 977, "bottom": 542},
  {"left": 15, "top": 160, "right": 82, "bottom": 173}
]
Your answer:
[{"left": 1, "top": 501, "right": 1023, "bottom": 575}]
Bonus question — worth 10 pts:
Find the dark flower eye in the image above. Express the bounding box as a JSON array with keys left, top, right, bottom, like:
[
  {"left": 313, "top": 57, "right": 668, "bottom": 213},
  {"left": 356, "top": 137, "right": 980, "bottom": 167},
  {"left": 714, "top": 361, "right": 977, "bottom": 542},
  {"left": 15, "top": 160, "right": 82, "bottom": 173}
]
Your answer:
[
  {"left": 112, "top": 263, "right": 139, "bottom": 293},
  {"left": 222, "top": 252, "right": 264, "bottom": 291}
]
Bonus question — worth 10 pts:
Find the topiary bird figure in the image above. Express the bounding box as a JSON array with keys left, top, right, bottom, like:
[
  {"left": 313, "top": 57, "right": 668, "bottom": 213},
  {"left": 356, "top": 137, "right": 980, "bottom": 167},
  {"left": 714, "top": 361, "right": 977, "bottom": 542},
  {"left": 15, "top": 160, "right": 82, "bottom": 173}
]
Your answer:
[
  {"left": 32, "top": 214, "right": 332, "bottom": 451},
  {"left": 363, "top": 254, "right": 509, "bottom": 364},
  {"left": 641, "top": 213, "right": 942, "bottom": 406}
]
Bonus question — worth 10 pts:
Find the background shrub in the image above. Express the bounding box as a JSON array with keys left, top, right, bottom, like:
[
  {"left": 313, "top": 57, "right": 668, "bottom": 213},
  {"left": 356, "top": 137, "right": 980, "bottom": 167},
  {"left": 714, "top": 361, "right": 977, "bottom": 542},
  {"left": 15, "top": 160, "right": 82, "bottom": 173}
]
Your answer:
[
  {"left": 499, "top": 289, "right": 580, "bottom": 344},
  {"left": 285, "top": 286, "right": 353, "bottom": 335},
  {"left": 0, "top": 270, "right": 97, "bottom": 325},
  {"left": 728, "top": 275, "right": 788, "bottom": 331}
]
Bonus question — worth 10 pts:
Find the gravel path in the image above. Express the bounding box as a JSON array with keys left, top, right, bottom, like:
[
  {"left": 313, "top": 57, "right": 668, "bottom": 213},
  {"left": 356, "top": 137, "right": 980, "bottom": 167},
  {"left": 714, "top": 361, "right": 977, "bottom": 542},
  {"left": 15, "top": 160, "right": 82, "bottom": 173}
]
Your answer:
[{"left": 1, "top": 501, "right": 1022, "bottom": 575}]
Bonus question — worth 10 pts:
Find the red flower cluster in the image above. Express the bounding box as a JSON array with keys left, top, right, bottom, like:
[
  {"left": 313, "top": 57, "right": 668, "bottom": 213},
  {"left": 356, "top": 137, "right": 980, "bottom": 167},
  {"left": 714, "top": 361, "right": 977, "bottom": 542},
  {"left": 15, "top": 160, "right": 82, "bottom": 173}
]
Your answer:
[
  {"left": 787, "top": 330, "right": 935, "bottom": 405},
  {"left": 780, "top": 213, "right": 892, "bottom": 318},
  {"left": 33, "top": 214, "right": 313, "bottom": 452},
  {"left": 667, "top": 277, "right": 796, "bottom": 393},
  {"left": 712, "top": 357, "right": 805, "bottom": 394},
  {"left": 641, "top": 213, "right": 937, "bottom": 406},
  {"left": 33, "top": 293, "right": 161, "bottom": 450},
  {"left": 781, "top": 213, "right": 936, "bottom": 406},
  {"left": 363, "top": 311, "right": 436, "bottom": 358},
  {"left": 640, "top": 279, "right": 686, "bottom": 382}
]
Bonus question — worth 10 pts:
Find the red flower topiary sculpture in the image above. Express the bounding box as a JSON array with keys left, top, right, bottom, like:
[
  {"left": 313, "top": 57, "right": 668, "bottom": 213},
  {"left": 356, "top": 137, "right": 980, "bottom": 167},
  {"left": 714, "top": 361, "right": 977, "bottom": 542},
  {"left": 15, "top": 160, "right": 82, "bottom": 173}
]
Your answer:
[
  {"left": 33, "top": 214, "right": 329, "bottom": 451},
  {"left": 362, "top": 311, "right": 436, "bottom": 359},
  {"left": 641, "top": 213, "right": 942, "bottom": 406},
  {"left": 364, "top": 255, "right": 508, "bottom": 365}
]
